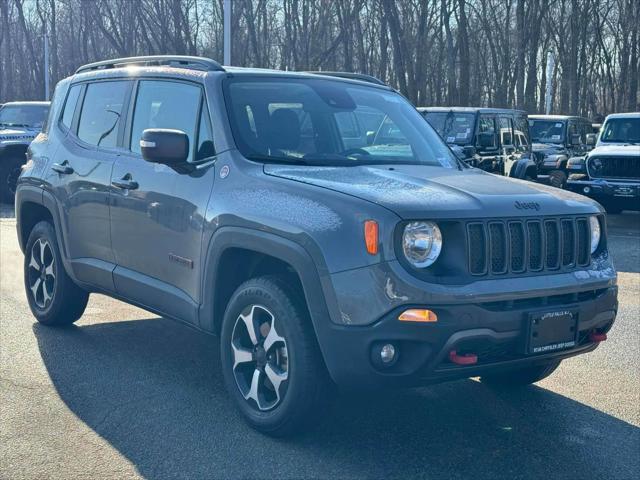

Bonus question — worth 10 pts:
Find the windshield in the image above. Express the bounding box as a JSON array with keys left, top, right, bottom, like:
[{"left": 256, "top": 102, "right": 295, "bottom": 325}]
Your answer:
[
  {"left": 423, "top": 112, "right": 475, "bottom": 145},
  {"left": 528, "top": 120, "right": 566, "bottom": 144},
  {"left": 223, "top": 77, "right": 459, "bottom": 168},
  {"left": 0, "top": 104, "right": 49, "bottom": 129},
  {"left": 599, "top": 118, "right": 640, "bottom": 144}
]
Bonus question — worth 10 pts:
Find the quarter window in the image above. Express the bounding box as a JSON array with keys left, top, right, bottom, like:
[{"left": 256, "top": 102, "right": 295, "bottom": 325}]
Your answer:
[
  {"left": 129, "top": 80, "right": 201, "bottom": 162},
  {"left": 196, "top": 104, "right": 215, "bottom": 161},
  {"left": 498, "top": 117, "right": 514, "bottom": 147},
  {"left": 77, "top": 81, "right": 129, "bottom": 148},
  {"left": 61, "top": 85, "right": 81, "bottom": 130}
]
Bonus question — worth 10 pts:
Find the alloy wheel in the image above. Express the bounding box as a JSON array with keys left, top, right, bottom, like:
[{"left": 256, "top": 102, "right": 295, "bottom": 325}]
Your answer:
[
  {"left": 27, "top": 238, "right": 56, "bottom": 309},
  {"left": 231, "top": 304, "right": 289, "bottom": 411}
]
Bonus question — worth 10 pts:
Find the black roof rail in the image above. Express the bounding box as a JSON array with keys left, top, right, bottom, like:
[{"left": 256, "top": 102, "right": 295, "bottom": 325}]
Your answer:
[
  {"left": 76, "top": 55, "right": 225, "bottom": 74},
  {"left": 306, "top": 71, "right": 387, "bottom": 86}
]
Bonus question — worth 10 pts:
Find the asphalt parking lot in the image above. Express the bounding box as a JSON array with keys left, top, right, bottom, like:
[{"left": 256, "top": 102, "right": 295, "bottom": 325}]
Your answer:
[{"left": 1, "top": 206, "right": 639, "bottom": 480}]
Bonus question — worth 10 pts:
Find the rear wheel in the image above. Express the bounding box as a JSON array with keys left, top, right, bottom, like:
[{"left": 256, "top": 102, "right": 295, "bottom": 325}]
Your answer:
[
  {"left": 0, "top": 158, "right": 21, "bottom": 203},
  {"left": 24, "top": 221, "right": 89, "bottom": 326},
  {"left": 481, "top": 360, "right": 561, "bottom": 387},
  {"left": 220, "top": 276, "right": 328, "bottom": 436}
]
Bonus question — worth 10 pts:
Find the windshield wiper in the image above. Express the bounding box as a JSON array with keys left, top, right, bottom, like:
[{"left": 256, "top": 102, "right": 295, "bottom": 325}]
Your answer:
[{"left": 245, "top": 154, "right": 308, "bottom": 165}]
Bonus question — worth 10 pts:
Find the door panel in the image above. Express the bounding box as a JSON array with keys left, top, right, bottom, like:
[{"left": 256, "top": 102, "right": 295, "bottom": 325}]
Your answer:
[{"left": 109, "top": 79, "right": 215, "bottom": 317}]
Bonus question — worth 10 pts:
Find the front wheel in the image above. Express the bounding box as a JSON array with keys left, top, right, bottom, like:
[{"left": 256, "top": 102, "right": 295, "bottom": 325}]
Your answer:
[
  {"left": 24, "top": 221, "right": 89, "bottom": 326},
  {"left": 220, "top": 276, "right": 328, "bottom": 436},
  {"left": 480, "top": 360, "right": 561, "bottom": 387}
]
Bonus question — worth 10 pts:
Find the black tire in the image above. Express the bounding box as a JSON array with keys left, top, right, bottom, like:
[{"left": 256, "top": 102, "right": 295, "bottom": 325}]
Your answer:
[
  {"left": 549, "top": 169, "right": 567, "bottom": 189},
  {"left": 24, "top": 221, "right": 89, "bottom": 326},
  {"left": 480, "top": 360, "right": 561, "bottom": 387},
  {"left": 0, "top": 159, "right": 21, "bottom": 204},
  {"left": 220, "top": 275, "right": 329, "bottom": 436}
]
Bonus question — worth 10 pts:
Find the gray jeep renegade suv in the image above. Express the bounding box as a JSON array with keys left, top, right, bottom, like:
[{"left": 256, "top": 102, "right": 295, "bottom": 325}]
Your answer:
[{"left": 16, "top": 56, "right": 618, "bottom": 436}]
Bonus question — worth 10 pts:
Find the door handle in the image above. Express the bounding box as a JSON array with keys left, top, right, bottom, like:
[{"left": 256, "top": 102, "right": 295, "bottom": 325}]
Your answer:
[
  {"left": 111, "top": 174, "right": 139, "bottom": 190},
  {"left": 51, "top": 161, "right": 74, "bottom": 175}
]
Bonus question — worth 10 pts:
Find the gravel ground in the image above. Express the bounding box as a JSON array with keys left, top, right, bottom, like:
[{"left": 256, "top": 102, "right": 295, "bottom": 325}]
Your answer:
[{"left": 1, "top": 209, "right": 638, "bottom": 480}]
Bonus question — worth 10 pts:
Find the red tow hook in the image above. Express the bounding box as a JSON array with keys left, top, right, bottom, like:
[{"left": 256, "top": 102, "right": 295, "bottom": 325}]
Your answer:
[
  {"left": 449, "top": 350, "right": 478, "bottom": 365},
  {"left": 590, "top": 331, "right": 607, "bottom": 343}
]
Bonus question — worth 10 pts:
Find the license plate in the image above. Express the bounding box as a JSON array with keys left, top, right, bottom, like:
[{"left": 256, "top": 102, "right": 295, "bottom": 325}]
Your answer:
[
  {"left": 613, "top": 185, "right": 639, "bottom": 197},
  {"left": 528, "top": 310, "right": 577, "bottom": 354}
]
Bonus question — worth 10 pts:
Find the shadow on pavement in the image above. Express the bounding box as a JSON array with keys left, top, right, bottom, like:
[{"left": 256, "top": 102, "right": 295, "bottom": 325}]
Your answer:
[{"left": 34, "top": 318, "right": 639, "bottom": 480}]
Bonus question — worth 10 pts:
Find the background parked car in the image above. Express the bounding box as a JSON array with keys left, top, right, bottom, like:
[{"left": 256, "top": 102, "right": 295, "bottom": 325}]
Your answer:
[
  {"left": 0, "top": 101, "right": 50, "bottom": 203},
  {"left": 566, "top": 112, "right": 640, "bottom": 213},
  {"left": 528, "top": 115, "right": 595, "bottom": 188},
  {"left": 419, "top": 107, "right": 537, "bottom": 180}
]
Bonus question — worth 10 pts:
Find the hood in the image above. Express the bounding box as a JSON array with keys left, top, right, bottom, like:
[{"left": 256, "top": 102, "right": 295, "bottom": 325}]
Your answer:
[
  {"left": 589, "top": 144, "right": 640, "bottom": 157},
  {"left": 0, "top": 126, "right": 39, "bottom": 141},
  {"left": 264, "top": 164, "right": 600, "bottom": 219}
]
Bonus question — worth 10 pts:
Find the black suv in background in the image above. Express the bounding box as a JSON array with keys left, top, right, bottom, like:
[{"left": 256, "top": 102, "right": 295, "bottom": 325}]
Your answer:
[
  {"left": 529, "top": 115, "right": 596, "bottom": 188},
  {"left": 0, "top": 101, "right": 50, "bottom": 202},
  {"left": 419, "top": 107, "right": 537, "bottom": 180},
  {"left": 16, "top": 57, "right": 617, "bottom": 436}
]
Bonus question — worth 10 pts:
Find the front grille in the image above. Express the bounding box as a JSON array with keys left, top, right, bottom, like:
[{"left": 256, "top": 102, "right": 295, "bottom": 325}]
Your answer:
[
  {"left": 588, "top": 155, "right": 639, "bottom": 179},
  {"left": 467, "top": 217, "right": 591, "bottom": 276}
]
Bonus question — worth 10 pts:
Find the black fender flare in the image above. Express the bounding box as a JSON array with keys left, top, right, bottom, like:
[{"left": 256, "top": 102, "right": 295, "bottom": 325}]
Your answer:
[
  {"left": 198, "top": 226, "right": 341, "bottom": 368},
  {"left": 510, "top": 157, "right": 537, "bottom": 179}
]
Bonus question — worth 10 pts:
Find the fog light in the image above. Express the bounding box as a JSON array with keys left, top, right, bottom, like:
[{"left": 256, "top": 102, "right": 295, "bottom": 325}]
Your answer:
[
  {"left": 583, "top": 186, "right": 591, "bottom": 193},
  {"left": 380, "top": 344, "right": 396, "bottom": 364}
]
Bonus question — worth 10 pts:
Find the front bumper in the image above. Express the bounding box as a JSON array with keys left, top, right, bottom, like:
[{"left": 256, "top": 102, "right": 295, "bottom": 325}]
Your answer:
[
  {"left": 317, "top": 285, "right": 617, "bottom": 389},
  {"left": 567, "top": 178, "right": 640, "bottom": 208}
]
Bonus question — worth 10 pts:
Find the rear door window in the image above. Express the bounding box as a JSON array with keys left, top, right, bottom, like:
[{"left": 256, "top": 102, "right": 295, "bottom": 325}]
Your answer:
[
  {"left": 77, "top": 81, "right": 129, "bottom": 148},
  {"left": 477, "top": 115, "right": 497, "bottom": 149},
  {"left": 129, "top": 80, "right": 202, "bottom": 162},
  {"left": 497, "top": 116, "right": 514, "bottom": 147}
]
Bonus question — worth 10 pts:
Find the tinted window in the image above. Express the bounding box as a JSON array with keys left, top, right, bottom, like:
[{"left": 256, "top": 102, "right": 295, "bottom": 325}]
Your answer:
[
  {"left": 424, "top": 112, "right": 475, "bottom": 145},
  {"left": 224, "top": 77, "right": 458, "bottom": 168},
  {"left": 529, "top": 120, "right": 565, "bottom": 143},
  {"left": 77, "top": 81, "right": 129, "bottom": 148},
  {"left": 477, "top": 115, "right": 497, "bottom": 149},
  {"left": 0, "top": 104, "right": 49, "bottom": 129},
  {"left": 130, "top": 80, "right": 201, "bottom": 162},
  {"left": 600, "top": 118, "right": 640, "bottom": 143},
  {"left": 61, "top": 85, "right": 81, "bottom": 130},
  {"left": 498, "top": 116, "right": 513, "bottom": 146}
]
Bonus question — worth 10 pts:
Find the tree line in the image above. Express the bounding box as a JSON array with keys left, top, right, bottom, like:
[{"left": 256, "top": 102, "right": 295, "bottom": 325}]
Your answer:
[{"left": 1, "top": 0, "right": 638, "bottom": 118}]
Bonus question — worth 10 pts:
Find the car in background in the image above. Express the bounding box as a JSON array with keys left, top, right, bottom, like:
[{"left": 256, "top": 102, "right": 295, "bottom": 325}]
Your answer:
[
  {"left": 419, "top": 107, "right": 537, "bottom": 180},
  {"left": 0, "top": 101, "right": 50, "bottom": 203},
  {"left": 566, "top": 112, "right": 640, "bottom": 213},
  {"left": 528, "top": 115, "right": 595, "bottom": 189}
]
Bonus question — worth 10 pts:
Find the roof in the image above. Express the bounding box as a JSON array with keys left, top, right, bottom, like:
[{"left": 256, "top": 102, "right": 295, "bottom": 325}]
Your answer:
[
  {"left": 71, "top": 56, "right": 392, "bottom": 90},
  {"left": 528, "top": 114, "right": 588, "bottom": 121},
  {"left": 604, "top": 112, "right": 640, "bottom": 119},
  {"left": 417, "top": 106, "right": 527, "bottom": 115},
  {"left": 1, "top": 101, "right": 50, "bottom": 107}
]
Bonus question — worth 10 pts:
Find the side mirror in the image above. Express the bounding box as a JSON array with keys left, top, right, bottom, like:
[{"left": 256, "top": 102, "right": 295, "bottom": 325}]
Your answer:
[
  {"left": 570, "top": 133, "right": 581, "bottom": 145},
  {"left": 366, "top": 131, "right": 376, "bottom": 146},
  {"left": 140, "top": 129, "right": 189, "bottom": 166},
  {"left": 586, "top": 133, "right": 596, "bottom": 146},
  {"left": 476, "top": 132, "right": 496, "bottom": 149},
  {"left": 462, "top": 145, "right": 476, "bottom": 158}
]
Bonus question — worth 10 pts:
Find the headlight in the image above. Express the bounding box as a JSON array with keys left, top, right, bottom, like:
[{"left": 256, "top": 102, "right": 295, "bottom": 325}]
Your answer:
[
  {"left": 589, "top": 216, "right": 601, "bottom": 253},
  {"left": 402, "top": 221, "right": 442, "bottom": 268}
]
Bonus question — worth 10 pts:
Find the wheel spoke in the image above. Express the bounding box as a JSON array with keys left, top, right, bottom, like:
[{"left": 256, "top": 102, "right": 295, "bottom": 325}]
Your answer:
[
  {"left": 30, "top": 277, "right": 42, "bottom": 301},
  {"left": 28, "top": 250, "right": 40, "bottom": 271},
  {"left": 44, "top": 261, "right": 55, "bottom": 280},
  {"left": 39, "top": 240, "right": 47, "bottom": 266},
  {"left": 232, "top": 343, "right": 254, "bottom": 370},
  {"left": 244, "top": 368, "right": 262, "bottom": 408},
  {"left": 265, "top": 363, "right": 288, "bottom": 402},
  {"left": 239, "top": 306, "right": 260, "bottom": 345},
  {"left": 263, "top": 318, "right": 285, "bottom": 353},
  {"left": 42, "top": 281, "right": 52, "bottom": 306}
]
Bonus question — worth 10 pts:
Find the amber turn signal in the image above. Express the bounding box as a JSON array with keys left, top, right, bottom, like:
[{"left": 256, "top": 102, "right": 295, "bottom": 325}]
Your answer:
[
  {"left": 398, "top": 309, "right": 438, "bottom": 323},
  {"left": 364, "top": 220, "right": 379, "bottom": 255}
]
